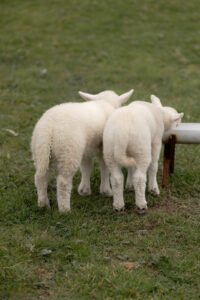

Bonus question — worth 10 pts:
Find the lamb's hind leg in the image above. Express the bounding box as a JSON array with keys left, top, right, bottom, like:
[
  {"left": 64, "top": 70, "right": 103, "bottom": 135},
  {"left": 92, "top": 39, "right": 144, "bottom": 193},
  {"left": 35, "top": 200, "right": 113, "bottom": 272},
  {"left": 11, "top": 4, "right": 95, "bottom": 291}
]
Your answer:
[
  {"left": 133, "top": 169, "right": 148, "bottom": 213},
  {"left": 133, "top": 155, "right": 151, "bottom": 212},
  {"left": 57, "top": 156, "right": 80, "bottom": 213},
  {"left": 78, "top": 156, "right": 93, "bottom": 196},
  {"left": 110, "top": 166, "right": 124, "bottom": 211},
  {"left": 125, "top": 167, "right": 136, "bottom": 191},
  {"left": 148, "top": 140, "right": 161, "bottom": 196},
  {"left": 57, "top": 173, "right": 74, "bottom": 213},
  {"left": 98, "top": 154, "right": 112, "bottom": 197},
  {"left": 35, "top": 170, "right": 50, "bottom": 208}
]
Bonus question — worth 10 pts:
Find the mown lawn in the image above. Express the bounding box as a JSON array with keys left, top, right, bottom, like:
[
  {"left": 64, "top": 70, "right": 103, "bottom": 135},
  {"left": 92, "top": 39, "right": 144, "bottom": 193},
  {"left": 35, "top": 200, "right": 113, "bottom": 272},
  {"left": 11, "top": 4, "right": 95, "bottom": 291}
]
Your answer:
[{"left": 0, "top": 0, "right": 200, "bottom": 299}]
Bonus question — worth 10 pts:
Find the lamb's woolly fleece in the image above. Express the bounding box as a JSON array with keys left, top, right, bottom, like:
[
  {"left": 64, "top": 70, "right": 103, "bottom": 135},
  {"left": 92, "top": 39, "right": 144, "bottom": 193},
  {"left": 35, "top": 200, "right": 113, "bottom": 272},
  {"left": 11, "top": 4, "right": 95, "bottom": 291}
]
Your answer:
[
  {"left": 31, "top": 89, "right": 134, "bottom": 212},
  {"left": 103, "top": 95, "right": 184, "bottom": 212}
]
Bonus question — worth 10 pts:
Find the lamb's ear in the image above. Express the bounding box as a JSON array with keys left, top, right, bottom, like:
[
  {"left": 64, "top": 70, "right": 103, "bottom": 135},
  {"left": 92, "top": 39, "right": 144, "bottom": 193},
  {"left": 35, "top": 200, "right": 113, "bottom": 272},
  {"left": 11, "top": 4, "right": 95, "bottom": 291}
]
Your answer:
[
  {"left": 173, "top": 112, "right": 184, "bottom": 122},
  {"left": 150, "top": 95, "right": 162, "bottom": 107},
  {"left": 119, "top": 89, "right": 134, "bottom": 104},
  {"left": 78, "top": 91, "right": 97, "bottom": 101}
]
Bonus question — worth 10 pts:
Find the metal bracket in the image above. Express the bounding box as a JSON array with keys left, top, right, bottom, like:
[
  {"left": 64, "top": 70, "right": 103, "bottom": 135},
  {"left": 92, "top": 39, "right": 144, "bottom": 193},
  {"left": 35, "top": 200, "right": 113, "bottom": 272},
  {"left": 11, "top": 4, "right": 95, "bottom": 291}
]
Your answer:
[{"left": 162, "top": 134, "right": 176, "bottom": 188}]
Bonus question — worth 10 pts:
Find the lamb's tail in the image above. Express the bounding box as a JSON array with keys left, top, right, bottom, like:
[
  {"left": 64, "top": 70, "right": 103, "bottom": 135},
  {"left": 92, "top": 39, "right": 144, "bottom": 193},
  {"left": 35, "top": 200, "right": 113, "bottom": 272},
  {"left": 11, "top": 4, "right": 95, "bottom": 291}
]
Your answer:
[
  {"left": 113, "top": 130, "right": 136, "bottom": 168},
  {"left": 31, "top": 123, "right": 51, "bottom": 174}
]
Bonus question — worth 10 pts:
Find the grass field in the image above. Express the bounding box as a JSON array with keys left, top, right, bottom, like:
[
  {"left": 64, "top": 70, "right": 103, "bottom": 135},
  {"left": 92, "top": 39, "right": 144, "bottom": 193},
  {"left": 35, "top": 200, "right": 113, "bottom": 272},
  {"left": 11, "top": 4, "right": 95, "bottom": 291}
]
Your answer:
[{"left": 0, "top": 0, "right": 200, "bottom": 299}]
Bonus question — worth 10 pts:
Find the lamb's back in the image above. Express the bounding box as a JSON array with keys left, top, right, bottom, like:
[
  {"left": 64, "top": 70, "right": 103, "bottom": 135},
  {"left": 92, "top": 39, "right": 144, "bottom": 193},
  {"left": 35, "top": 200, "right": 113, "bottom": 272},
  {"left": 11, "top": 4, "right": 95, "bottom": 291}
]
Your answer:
[
  {"left": 34, "top": 100, "right": 114, "bottom": 157},
  {"left": 128, "top": 101, "right": 164, "bottom": 139}
]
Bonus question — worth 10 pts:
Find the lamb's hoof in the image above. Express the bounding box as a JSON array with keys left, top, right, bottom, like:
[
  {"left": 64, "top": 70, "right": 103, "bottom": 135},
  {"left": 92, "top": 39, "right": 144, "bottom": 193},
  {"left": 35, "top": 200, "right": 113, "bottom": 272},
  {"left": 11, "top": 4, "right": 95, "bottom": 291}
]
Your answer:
[
  {"left": 136, "top": 207, "right": 148, "bottom": 215},
  {"left": 125, "top": 184, "right": 134, "bottom": 191},
  {"left": 149, "top": 187, "right": 160, "bottom": 196},
  {"left": 113, "top": 205, "right": 125, "bottom": 212},
  {"left": 78, "top": 186, "right": 91, "bottom": 196},
  {"left": 38, "top": 205, "right": 50, "bottom": 211},
  {"left": 59, "top": 207, "right": 71, "bottom": 214},
  {"left": 100, "top": 189, "right": 113, "bottom": 197},
  {"left": 38, "top": 199, "right": 51, "bottom": 209}
]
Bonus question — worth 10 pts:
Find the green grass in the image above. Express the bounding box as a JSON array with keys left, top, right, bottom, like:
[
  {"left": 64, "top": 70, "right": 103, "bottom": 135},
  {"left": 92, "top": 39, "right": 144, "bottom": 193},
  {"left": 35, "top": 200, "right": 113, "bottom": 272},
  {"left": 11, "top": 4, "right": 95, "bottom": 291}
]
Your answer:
[{"left": 0, "top": 0, "right": 200, "bottom": 299}]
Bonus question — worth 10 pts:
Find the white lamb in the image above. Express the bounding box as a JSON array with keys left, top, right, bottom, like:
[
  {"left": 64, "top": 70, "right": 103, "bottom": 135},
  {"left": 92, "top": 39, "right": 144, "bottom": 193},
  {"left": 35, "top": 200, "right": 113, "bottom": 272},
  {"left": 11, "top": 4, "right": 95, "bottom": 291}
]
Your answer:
[
  {"left": 103, "top": 95, "right": 184, "bottom": 213},
  {"left": 31, "top": 89, "right": 134, "bottom": 212}
]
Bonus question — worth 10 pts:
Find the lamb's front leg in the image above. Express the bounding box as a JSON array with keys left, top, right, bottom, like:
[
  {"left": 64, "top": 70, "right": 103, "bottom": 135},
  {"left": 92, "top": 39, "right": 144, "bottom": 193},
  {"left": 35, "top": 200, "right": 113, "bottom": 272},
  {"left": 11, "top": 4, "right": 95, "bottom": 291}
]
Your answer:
[
  {"left": 78, "top": 156, "right": 93, "bottom": 196},
  {"left": 110, "top": 167, "right": 125, "bottom": 211},
  {"left": 98, "top": 155, "right": 112, "bottom": 196},
  {"left": 148, "top": 140, "right": 161, "bottom": 196}
]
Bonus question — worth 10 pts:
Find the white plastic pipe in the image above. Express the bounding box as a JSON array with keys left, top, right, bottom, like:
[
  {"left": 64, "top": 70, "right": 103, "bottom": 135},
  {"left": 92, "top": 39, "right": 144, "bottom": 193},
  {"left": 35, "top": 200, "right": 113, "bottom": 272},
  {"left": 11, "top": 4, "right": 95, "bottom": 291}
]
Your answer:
[{"left": 163, "top": 123, "right": 200, "bottom": 144}]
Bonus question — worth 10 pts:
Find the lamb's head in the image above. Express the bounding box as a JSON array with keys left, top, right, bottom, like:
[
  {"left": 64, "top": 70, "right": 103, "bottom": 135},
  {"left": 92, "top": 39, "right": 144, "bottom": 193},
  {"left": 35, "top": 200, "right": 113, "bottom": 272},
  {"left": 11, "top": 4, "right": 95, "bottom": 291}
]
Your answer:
[
  {"left": 78, "top": 89, "right": 134, "bottom": 108},
  {"left": 151, "top": 95, "right": 184, "bottom": 131}
]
